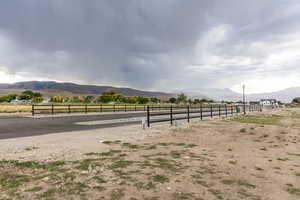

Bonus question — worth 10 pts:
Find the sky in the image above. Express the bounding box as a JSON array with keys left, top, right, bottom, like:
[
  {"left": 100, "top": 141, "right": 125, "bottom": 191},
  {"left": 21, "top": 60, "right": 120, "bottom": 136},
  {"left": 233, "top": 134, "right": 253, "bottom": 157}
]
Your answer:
[{"left": 0, "top": 0, "right": 300, "bottom": 94}]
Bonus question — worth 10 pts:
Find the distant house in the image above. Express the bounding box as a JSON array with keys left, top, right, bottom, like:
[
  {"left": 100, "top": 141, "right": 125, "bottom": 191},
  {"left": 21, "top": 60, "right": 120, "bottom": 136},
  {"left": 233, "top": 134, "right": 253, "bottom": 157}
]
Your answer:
[
  {"left": 42, "top": 98, "right": 51, "bottom": 104},
  {"left": 250, "top": 101, "right": 260, "bottom": 105},
  {"left": 260, "top": 99, "right": 278, "bottom": 106},
  {"left": 10, "top": 99, "right": 31, "bottom": 104}
]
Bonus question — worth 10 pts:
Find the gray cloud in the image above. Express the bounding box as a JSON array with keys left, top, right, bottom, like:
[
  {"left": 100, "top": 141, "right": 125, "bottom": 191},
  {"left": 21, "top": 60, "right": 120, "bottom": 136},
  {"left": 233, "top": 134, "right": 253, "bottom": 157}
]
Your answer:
[{"left": 0, "top": 0, "right": 300, "bottom": 92}]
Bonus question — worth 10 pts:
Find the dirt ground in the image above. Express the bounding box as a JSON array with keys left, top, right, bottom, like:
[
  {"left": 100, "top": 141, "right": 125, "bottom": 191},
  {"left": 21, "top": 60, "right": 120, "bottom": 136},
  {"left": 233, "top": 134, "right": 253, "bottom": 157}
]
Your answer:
[{"left": 0, "top": 108, "right": 300, "bottom": 200}]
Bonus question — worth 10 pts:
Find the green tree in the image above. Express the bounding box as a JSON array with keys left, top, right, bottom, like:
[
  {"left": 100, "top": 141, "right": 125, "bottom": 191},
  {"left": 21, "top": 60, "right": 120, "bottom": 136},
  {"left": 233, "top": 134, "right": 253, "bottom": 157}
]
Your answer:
[
  {"left": 32, "top": 97, "right": 44, "bottom": 103},
  {"left": 176, "top": 93, "right": 187, "bottom": 104},
  {"left": 292, "top": 97, "right": 300, "bottom": 104},
  {"left": 0, "top": 94, "right": 18, "bottom": 102},
  {"left": 123, "top": 96, "right": 138, "bottom": 104},
  {"left": 168, "top": 97, "right": 177, "bottom": 104},
  {"left": 18, "top": 94, "right": 31, "bottom": 100},
  {"left": 51, "top": 96, "right": 64, "bottom": 103},
  {"left": 112, "top": 94, "right": 125, "bottom": 103},
  {"left": 102, "top": 88, "right": 117, "bottom": 95},
  {"left": 150, "top": 97, "right": 160, "bottom": 104},
  {"left": 83, "top": 96, "right": 94, "bottom": 103},
  {"left": 98, "top": 94, "right": 114, "bottom": 103},
  {"left": 137, "top": 96, "right": 149, "bottom": 104}
]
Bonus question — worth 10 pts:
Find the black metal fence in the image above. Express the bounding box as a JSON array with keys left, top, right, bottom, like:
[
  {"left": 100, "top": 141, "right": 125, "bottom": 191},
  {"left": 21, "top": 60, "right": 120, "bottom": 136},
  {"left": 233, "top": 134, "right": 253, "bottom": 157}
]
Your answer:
[
  {"left": 32, "top": 104, "right": 149, "bottom": 116},
  {"left": 146, "top": 104, "right": 262, "bottom": 127}
]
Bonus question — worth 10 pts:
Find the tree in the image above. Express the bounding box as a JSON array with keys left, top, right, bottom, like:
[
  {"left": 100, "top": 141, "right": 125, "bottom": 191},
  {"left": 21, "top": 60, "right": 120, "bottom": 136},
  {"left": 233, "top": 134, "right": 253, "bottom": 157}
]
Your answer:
[
  {"left": 32, "top": 97, "right": 44, "bottom": 103},
  {"left": 168, "top": 97, "right": 177, "bottom": 104},
  {"left": 20, "top": 90, "right": 42, "bottom": 99},
  {"left": 51, "top": 96, "right": 64, "bottom": 103},
  {"left": 176, "top": 93, "right": 187, "bottom": 104},
  {"left": 83, "top": 96, "right": 94, "bottom": 103},
  {"left": 150, "top": 97, "right": 160, "bottom": 104},
  {"left": 123, "top": 96, "right": 138, "bottom": 104},
  {"left": 17, "top": 94, "right": 31, "bottom": 100},
  {"left": 193, "top": 99, "right": 201, "bottom": 104},
  {"left": 137, "top": 96, "right": 149, "bottom": 104},
  {"left": 98, "top": 94, "right": 114, "bottom": 103},
  {"left": 112, "top": 94, "right": 125, "bottom": 103},
  {"left": 0, "top": 94, "right": 18, "bottom": 102},
  {"left": 292, "top": 97, "right": 300, "bottom": 104},
  {"left": 102, "top": 88, "right": 117, "bottom": 95}
]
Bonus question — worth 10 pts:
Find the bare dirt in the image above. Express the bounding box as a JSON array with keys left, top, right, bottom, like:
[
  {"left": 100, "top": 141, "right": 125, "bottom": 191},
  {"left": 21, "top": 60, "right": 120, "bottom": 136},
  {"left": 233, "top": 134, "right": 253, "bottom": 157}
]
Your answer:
[{"left": 0, "top": 108, "right": 300, "bottom": 200}]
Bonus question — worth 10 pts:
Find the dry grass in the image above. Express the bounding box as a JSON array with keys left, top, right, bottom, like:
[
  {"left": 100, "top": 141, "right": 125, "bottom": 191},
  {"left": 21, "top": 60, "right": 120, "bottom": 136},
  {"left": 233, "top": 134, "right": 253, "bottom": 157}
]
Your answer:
[{"left": 0, "top": 105, "right": 32, "bottom": 113}]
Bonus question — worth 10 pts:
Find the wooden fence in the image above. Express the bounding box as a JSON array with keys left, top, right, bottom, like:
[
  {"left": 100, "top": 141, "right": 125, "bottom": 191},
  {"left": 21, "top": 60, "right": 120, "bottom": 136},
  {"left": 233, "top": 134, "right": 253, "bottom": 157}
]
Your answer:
[{"left": 146, "top": 104, "right": 262, "bottom": 127}]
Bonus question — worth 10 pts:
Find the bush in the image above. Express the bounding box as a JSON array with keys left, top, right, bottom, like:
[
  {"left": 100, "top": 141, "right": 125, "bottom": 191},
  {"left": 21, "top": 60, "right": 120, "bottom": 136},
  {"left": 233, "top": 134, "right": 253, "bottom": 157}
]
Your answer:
[{"left": 292, "top": 97, "right": 300, "bottom": 104}]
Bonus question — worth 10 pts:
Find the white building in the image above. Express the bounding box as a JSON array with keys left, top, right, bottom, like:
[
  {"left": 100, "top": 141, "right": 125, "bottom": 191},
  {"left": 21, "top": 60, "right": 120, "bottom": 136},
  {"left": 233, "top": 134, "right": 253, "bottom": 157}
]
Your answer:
[{"left": 260, "top": 99, "right": 278, "bottom": 106}]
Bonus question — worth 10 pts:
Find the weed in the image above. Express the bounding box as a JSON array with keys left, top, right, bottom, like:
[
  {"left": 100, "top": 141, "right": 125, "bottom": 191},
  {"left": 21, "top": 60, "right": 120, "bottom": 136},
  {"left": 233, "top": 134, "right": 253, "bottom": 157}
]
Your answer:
[
  {"left": 25, "top": 186, "right": 43, "bottom": 192},
  {"left": 110, "top": 188, "right": 125, "bottom": 200},
  {"left": 109, "top": 160, "right": 134, "bottom": 169},
  {"left": 151, "top": 175, "right": 169, "bottom": 183},
  {"left": 287, "top": 184, "right": 300, "bottom": 196},
  {"left": 240, "top": 128, "right": 247, "bottom": 133},
  {"left": 237, "top": 180, "right": 256, "bottom": 189},
  {"left": 233, "top": 115, "right": 280, "bottom": 125}
]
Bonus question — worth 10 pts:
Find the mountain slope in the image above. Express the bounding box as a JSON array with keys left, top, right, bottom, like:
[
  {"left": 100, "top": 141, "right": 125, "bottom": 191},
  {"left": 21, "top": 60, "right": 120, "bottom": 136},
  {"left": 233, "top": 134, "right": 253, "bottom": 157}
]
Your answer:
[
  {"left": 0, "top": 81, "right": 173, "bottom": 97},
  {"left": 185, "top": 87, "right": 300, "bottom": 103}
]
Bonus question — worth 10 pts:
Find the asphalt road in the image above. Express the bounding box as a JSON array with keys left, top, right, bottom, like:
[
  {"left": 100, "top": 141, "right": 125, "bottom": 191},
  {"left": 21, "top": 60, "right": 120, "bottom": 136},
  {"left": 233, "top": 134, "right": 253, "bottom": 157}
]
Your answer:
[{"left": 0, "top": 112, "right": 146, "bottom": 140}]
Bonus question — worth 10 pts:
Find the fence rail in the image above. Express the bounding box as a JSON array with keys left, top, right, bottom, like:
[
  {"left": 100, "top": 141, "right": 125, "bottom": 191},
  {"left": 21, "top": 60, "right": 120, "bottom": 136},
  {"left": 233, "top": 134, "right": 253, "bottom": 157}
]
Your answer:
[
  {"left": 32, "top": 104, "right": 149, "bottom": 116},
  {"left": 146, "top": 104, "right": 262, "bottom": 127}
]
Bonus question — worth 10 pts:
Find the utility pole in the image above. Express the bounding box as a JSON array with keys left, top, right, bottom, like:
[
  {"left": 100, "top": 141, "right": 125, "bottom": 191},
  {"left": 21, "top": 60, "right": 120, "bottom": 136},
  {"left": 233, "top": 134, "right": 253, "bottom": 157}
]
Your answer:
[{"left": 243, "top": 84, "right": 246, "bottom": 115}]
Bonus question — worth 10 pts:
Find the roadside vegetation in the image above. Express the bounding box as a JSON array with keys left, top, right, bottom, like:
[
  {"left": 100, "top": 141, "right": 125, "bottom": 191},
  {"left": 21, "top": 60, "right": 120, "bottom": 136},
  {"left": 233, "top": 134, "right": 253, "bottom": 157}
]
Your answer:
[{"left": 0, "top": 89, "right": 222, "bottom": 113}]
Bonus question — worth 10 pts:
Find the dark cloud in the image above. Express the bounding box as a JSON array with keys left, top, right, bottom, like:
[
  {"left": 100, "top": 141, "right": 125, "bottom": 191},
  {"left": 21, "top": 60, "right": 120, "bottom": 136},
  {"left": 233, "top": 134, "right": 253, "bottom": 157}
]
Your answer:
[{"left": 0, "top": 0, "right": 299, "bottom": 91}]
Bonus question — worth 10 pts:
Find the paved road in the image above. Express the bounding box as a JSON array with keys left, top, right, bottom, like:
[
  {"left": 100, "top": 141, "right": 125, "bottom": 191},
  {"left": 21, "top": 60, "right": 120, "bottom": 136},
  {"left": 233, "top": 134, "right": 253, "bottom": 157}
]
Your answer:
[{"left": 0, "top": 112, "right": 146, "bottom": 140}]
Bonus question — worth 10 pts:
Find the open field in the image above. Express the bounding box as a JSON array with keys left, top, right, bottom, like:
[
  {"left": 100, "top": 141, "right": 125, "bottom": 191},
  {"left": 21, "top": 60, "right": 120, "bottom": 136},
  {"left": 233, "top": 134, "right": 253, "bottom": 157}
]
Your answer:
[
  {"left": 0, "top": 104, "right": 32, "bottom": 113},
  {"left": 0, "top": 108, "right": 300, "bottom": 199}
]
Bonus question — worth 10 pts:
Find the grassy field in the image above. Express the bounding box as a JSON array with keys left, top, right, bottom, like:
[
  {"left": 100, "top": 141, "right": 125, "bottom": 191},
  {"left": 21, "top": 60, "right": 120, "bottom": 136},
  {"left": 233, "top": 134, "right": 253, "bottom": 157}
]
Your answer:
[
  {"left": 0, "top": 105, "right": 32, "bottom": 113},
  {"left": 1, "top": 108, "right": 300, "bottom": 199}
]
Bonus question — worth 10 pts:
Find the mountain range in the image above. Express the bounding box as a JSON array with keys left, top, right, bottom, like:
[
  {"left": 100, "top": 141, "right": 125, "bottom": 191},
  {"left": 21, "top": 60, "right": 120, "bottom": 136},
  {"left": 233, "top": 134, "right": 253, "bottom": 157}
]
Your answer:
[
  {"left": 185, "top": 87, "right": 300, "bottom": 103},
  {"left": 0, "top": 81, "right": 173, "bottom": 97},
  {"left": 0, "top": 81, "right": 299, "bottom": 103}
]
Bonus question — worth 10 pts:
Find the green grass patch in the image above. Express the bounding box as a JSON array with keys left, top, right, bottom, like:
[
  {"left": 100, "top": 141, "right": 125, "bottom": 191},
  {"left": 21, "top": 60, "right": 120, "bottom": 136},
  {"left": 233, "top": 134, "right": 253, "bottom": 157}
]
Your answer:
[
  {"left": 151, "top": 175, "right": 169, "bottom": 183},
  {"left": 233, "top": 115, "right": 281, "bottom": 125},
  {"left": 287, "top": 184, "right": 300, "bottom": 196}
]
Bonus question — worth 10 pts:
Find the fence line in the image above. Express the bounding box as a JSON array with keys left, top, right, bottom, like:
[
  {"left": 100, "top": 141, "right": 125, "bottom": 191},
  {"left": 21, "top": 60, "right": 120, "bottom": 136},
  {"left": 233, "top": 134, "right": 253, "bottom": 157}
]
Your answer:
[
  {"left": 146, "top": 104, "right": 262, "bottom": 127},
  {"left": 32, "top": 104, "right": 149, "bottom": 116}
]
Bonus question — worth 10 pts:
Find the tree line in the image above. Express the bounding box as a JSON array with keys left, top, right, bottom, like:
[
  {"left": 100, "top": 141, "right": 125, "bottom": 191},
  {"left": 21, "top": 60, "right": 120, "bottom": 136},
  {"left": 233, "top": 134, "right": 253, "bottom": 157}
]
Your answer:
[
  {"left": 0, "top": 89, "right": 216, "bottom": 105},
  {"left": 0, "top": 90, "right": 43, "bottom": 103}
]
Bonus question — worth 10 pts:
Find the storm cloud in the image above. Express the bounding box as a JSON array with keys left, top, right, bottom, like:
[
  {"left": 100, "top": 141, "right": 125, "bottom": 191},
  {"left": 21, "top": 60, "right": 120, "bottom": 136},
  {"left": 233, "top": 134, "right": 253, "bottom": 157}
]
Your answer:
[{"left": 0, "top": 0, "right": 300, "bottom": 92}]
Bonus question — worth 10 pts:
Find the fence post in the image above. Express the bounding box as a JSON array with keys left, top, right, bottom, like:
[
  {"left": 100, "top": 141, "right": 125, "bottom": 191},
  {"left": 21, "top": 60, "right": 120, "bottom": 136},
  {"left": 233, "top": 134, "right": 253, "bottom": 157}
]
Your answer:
[
  {"left": 100, "top": 104, "right": 103, "bottom": 112},
  {"left": 68, "top": 105, "right": 71, "bottom": 114},
  {"left": 200, "top": 105, "right": 203, "bottom": 120},
  {"left": 210, "top": 105, "right": 213, "bottom": 118},
  {"left": 125, "top": 105, "right": 127, "bottom": 112},
  {"left": 231, "top": 106, "right": 233, "bottom": 115},
  {"left": 219, "top": 105, "right": 221, "bottom": 117},
  {"left": 85, "top": 104, "right": 87, "bottom": 113},
  {"left": 113, "top": 104, "right": 115, "bottom": 112},
  {"left": 170, "top": 106, "right": 173, "bottom": 125},
  {"left": 147, "top": 105, "right": 150, "bottom": 127},
  {"left": 225, "top": 104, "right": 227, "bottom": 117},
  {"left": 187, "top": 105, "right": 190, "bottom": 123},
  {"left": 51, "top": 104, "right": 54, "bottom": 115},
  {"left": 32, "top": 105, "right": 34, "bottom": 116},
  {"left": 135, "top": 105, "right": 137, "bottom": 112}
]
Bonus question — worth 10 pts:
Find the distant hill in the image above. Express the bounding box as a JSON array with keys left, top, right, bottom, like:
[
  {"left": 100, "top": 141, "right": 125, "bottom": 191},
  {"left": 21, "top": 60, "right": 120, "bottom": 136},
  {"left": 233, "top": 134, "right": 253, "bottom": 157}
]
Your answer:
[
  {"left": 184, "top": 87, "right": 300, "bottom": 103},
  {"left": 0, "top": 81, "right": 174, "bottom": 97},
  {"left": 1, "top": 81, "right": 299, "bottom": 102}
]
